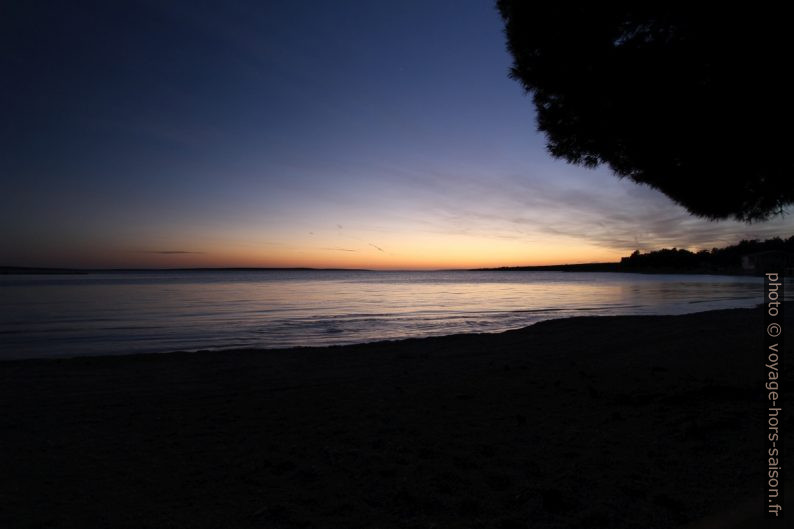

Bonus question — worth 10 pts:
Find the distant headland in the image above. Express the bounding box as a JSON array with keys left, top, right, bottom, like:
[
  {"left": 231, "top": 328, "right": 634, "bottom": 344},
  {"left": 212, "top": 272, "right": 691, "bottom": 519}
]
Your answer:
[{"left": 474, "top": 236, "right": 794, "bottom": 275}]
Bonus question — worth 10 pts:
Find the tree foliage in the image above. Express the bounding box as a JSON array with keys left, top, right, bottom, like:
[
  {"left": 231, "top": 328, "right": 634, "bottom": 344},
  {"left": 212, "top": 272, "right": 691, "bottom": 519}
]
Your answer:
[
  {"left": 497, "top": 2, "right": 794, "bottom": 221},
  {"left": 621, "top": 236, "right": 794, "bottom": 270}
]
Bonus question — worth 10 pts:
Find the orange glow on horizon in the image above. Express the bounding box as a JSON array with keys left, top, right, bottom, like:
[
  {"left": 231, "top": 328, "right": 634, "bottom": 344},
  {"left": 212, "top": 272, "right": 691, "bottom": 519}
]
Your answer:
[{"left": 28, "top": 233, "right": 626, "bottom": 270}]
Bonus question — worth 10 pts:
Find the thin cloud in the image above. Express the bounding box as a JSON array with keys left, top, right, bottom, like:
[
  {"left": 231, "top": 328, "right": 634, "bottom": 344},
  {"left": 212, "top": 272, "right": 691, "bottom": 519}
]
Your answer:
[
  {"left": 369, "top": 243, "right": 384, "bottom": 252},
  {"left": 400, "top": 166, "right": 794, "bottom": 255},
  {"left": 320, "top": 247, "right": 357, "bottom": 252},
  {"left": 139, "top": 250, "right": 205, "bottom": 255}
]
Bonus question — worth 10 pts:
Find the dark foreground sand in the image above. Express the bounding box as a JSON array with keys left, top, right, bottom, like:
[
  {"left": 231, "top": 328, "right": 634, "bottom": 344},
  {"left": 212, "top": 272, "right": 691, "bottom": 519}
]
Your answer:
[{"left": 1, "top": 308, "right": 791, "bottom": 528}]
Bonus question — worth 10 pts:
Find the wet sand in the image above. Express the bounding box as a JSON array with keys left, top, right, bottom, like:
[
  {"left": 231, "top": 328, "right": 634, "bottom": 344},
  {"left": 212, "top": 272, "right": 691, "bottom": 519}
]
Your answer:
[{"left": 1, "top": 307, "right": 791, "bottom": 528}]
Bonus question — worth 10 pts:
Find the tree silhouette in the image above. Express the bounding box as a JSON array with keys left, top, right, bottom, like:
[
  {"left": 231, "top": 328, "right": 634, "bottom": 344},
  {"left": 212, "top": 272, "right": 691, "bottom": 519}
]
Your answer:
[{"left": 497, "top": 3, "right": 794, "bottom": 221}]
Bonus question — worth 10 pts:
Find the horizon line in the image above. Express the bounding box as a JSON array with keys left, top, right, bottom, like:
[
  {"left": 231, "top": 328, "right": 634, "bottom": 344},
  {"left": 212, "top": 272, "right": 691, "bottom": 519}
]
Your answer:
[{"left": 0, "top": 263, "right": 620, "bottom": 274}]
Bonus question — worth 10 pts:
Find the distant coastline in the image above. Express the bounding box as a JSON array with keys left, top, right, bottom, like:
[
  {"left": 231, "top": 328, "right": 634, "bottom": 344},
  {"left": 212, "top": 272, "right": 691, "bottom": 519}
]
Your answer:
[
  {"left": 0, "top": 266, "right": 371, "bottom": 275},
  {"left": 471, "top": 262, "right": 619, "bottom": 272},
  {"left": 469, "top": 262, "right": 755, "bottom": 275},
  {"left": 476, "top": 237, "right": 794, "bottom": 276},
  {"left": 0, "top": 264, "right": 770, "bottom": 276},
  {"left": 4, "top": 235, "right": 792, "bottom": 276}
]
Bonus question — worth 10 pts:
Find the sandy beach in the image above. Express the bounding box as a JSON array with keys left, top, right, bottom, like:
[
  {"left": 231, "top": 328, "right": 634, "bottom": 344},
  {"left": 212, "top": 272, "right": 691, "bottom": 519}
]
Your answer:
[{"left": 1, "top": 307, "right": 791, "bottom": 528}]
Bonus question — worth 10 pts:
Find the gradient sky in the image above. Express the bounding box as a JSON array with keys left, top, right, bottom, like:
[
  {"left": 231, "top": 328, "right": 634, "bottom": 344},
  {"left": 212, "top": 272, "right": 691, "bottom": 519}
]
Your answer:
[{"left": 3, "top": 0, "right": 792, "bottom": 269}]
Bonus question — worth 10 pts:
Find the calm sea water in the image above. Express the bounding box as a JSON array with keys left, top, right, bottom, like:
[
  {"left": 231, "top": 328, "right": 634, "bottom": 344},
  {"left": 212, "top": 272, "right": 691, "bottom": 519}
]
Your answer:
[{"left": 0, "top": 270, "right": 765, "bottom": 359}]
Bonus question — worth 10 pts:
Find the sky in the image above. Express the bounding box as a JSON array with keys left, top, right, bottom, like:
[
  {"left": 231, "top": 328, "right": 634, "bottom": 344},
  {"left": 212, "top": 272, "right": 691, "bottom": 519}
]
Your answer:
[{"left": 2, "top": 0, "right": 792, "bottom": 270}]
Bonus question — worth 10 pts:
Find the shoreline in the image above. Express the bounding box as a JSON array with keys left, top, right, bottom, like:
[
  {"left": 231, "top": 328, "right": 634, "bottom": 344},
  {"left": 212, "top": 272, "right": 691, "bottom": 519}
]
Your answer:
[
  {"left": 2, "top": 307, "right": 791, "bottom": 528},
  {"left": 0, "top": 304, "right": 765, "bottom": 363}
]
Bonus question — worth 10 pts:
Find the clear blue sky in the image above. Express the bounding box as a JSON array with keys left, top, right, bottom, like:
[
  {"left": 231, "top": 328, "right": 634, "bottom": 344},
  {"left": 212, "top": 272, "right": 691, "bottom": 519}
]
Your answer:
[{"left": 2, "top": 0, "right": 791, "bottom": 268}]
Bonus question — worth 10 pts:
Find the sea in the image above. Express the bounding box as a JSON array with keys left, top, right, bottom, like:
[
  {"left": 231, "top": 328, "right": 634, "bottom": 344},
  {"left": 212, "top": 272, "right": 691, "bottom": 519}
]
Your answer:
[{"left": 0, "top": 270, "right": 768, "bottom": 359}]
